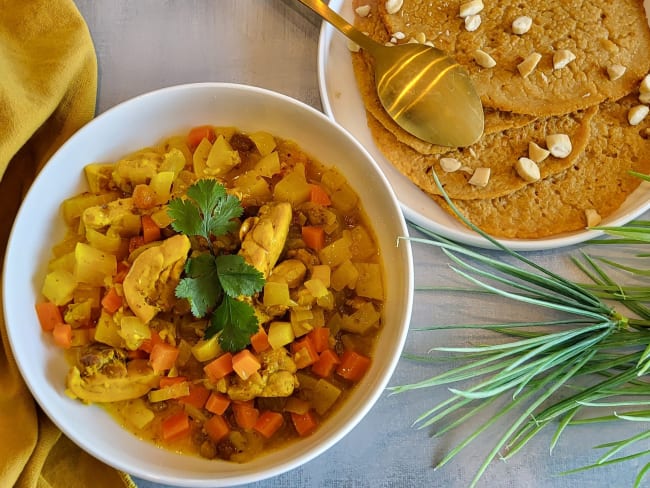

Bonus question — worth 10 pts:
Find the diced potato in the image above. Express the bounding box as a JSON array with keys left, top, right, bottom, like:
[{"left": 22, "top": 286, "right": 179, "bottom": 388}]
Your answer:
[
  {"left": 61, "top": 192, "right": 119, "bottom": 225},
  {"left": 150, "top": 207, "right": 173, "bottom": 228},
  {"left": 73, "top": 285, "right": 101, "bottom": 309},
  {"left": 263, "top": 281, "right": 291, "bottom": 307},
  {"left": 74, "top": 242, "right": 117, "bottom": 287},
  {"left": 70, "top": 328, "right": 93, "bottom": 347},
  {"left": 340, "top": 301, "right": 380, "bottom": 334},
  {"left": 290, "top": 308, "right": 313, "bottom": 338},
  {"left": 177, "top": 339, "right": 193, "bottom": 367},
  {"left": 310, "top": 264, "right": 331, "bottom": 288},
  {"left": 304, "top": 278, "right": 328, "bottom": 298},
  {"left": 150, "top": 171, "right": 175, "bottom": 205},
  {"left": 159, "top": 148, "right": 186, "bottom": 176},
  {"left": 47, "top": 251, "right": 75, "bottom": 273},
  {"left": 319, "top": 234, "right": 352, "bottom": 267},
  {"left": 235, "top": 171, "right": 272, "bottom": 202},
  {"left": 320, "top": 168, "right": 347, "bottom": 192},
  {"left": 42, "top": 269, "right": 76, "bottom": 305},
  {"left": 330, "top": 260, "right": 359, "bottom": 291},
  {"left": 85, "top": 228, "right": 124, "bottom": 255},
  {"left": 268, "top": 321, "right": 294, "bottom": 349},
  {"left": 119, "top": 315, "right": 151, "bottom": 350},
  {"left": 254, "top": 151, "right": 281, "bottom": 177},
  {"left": 284, "top": 396, "right": 311, "bottom": 414},
  {"left": 161, "top": 137, "right": 192, "bottom": 171},
  {"left": 148, "top": 382, "right": 190, "bottom": 403},
  {"left": 354, "top": 263, "right": 384, "bottom": 300},
  {"left": 192, "top": 138, "right": 212, "bottom": 177},
  {"left": 331, "top": 183, "right": 359, "bottom": 213},
  {"left": 273, "top": 164, "right": 311, "bottom": 206},
  {"left": 295, "top": 371, "right": 319, "bottom": 391},
  {"left": 312, "top": 379, "right": 342, "bottom": 415},
  {"left": 94, "top": 309, "right": 124, "bottom": 347},
  {"left": 64, "top": 300, "right": 92, "bottom": 327},
  {"left": 350, "top": 226, "right": 377, "bottom": 260},
  {"left": 249, "top": 131, "right": 277, "bottom": 156},
  {"left": 120, "top": 398, "right": 155, "bottom": 429},
  {"left": 191, "top": 335, "right": 222, "bottom": 362},
  {"left": 84, "top": 163, "right": 115, "bottom": 193},
  {"left": 205, "top": 135, "right": 241, "bottom": 176}
]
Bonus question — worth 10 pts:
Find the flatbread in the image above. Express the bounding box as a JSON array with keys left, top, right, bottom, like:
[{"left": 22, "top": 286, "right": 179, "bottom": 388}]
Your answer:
[
  {"left": 350, "top": 0, "right": 535, "bottom": 155},
  {"left": 367, "top": 104, "right": 596, "bottom": 200},
  {"left": 377, "top": 0, "right": 650, "bottom": 116},
  {"left": 431, "top": 95, "right": 650, "bottom": 238}
]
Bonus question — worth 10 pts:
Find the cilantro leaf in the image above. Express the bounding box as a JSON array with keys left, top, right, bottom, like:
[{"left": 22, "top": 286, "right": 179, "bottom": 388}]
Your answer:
[
  {"left": 209, "top": 193, "right": 243, "bottom": 237},
  {"left": 216, "top": 254, "right": 265, "bottom": 297},
  {"left": 170, "top": 178, "right": 266, "bottom": 352},
  {"left": 167, "top": 198, "right": 203, "bottom": 237},
  {"left": 186, "top": 178, "right": 227, "bottom": 215},
  {"left": 175, "top": 254, "right": 222, "bottom": 317},
  {"left": 206, "top": 295, "right": 259, "bottom": 351}
]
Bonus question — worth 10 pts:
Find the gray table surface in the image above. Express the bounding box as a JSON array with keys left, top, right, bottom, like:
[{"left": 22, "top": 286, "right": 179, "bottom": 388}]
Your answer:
[{"left": 73, "top": 1, "right": 649, "bottom": 487}]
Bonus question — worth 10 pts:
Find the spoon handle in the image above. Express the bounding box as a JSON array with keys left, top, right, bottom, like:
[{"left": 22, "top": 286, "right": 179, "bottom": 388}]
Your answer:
[{"left": 295, "top": 0, "right": 380, "bottom": 55}]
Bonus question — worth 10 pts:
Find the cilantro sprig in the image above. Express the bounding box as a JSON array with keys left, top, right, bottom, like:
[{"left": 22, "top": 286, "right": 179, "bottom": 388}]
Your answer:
[{"left": 167, "top": 179, "right": 264, "bottom": 352}]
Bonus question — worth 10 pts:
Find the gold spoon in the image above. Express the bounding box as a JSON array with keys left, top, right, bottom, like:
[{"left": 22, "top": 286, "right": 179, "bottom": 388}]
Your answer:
[{"left": 299, "top": 0, "right": 484, "bottom": 147}]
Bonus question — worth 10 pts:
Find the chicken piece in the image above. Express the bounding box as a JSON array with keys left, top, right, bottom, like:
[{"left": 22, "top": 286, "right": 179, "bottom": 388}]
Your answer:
[
  {"left": 225, "top": 347, "right": 298, "bottom": 402},
  {"left": 82, "top": 197, "right": 141, "bottom": 236},
  {"left": 238, "top": 202, "right": 292, "bottom": 278},
  {"left": 66, "top": 350, "right": 159, "bottom": 403},
  {"left": 122, "top": 234, "right": 191, "bottom": 323},
  {"left": 267, "top": 259, "right": 307, "bottom": 288}
]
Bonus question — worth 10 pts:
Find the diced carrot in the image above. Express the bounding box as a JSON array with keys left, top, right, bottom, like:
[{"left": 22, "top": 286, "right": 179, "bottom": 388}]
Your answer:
[
  {"left": 232, "top": 400, "right": 259, "bottom": 430},
  {"left": 101, "top": 287, "right": 123, "bottom": 314},
  {"left": 161, "top": 411, "right": 190, "bottom": 440},
  {"left": 35, "top": 302, "right": 63, "bottom": 332},
  {"left": 290, "top": 410, "right": 318, "bottom": 436},
  {"left": 141, "top": 214, "right": 161, "bottom": 244},
  {"left": 159, "top": 376, "right": 187, "bottom": 388},
  {"left": 113, "top": 261, "right": 130, "bottom": 284},
  {"left": 139, "top": 329, "right": 163, "bottom": 353},
  {"left": 311, "top": 348, "right": 340, "bottom": 378},
  {"left": 232, "top": 349, "right": 261, "bottom": 380},
  {"left": 336, "top": 350, "right": 371, "bottom": 382},
  {"left": 203, "top": 352, "right": 234, "bottom": 383},
  {"left": 205, "top": 392, "right": 231, "bottom": 415},
  {"left": 52, "top": 322, "right": 72, "bottom": 349},
  {"left": 150, "top": 342, "right": 180, "bottom": 373},
  {"left": 204, "top": 414, "right": 230, "bottom": 442},
  {"left": 132, "top": 184, "right": 157, "bottom": 210},
  {"left": 128, "top": 235, "right": 145, "bottom": 254},
  {"left": 179, "top": 384, "right": 211, "bottom": 409},
  {"left": 253, "top": 411, "right": 284, "bottom": 439},
  {"left": 308, "top": 327, "right": 330, "bottom": 353},
  {"left": 302, "top": 226, "right": 325, "bottom": 251},
  {"left": 250, "top": 327, "right": 271, "bottom": 353},
  {"left": 291, "top": 336, "right": 318, "bottom": 370},
  {"left": 309, "top": 184, "right": 331, "bottom": 206},
  {"left": 187, "top": 125, "right": 216, "bottom": 148}
]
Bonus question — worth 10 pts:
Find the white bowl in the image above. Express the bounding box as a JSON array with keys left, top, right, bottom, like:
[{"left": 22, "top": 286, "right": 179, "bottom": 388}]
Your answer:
[{"left": 2, "top": 83, "right": 414, "bottom": 487}]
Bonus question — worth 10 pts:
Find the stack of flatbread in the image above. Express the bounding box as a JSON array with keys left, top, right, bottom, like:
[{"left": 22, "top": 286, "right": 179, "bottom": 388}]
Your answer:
[{"left": 351, "top": 0, "right": 650, "bottom": 238}]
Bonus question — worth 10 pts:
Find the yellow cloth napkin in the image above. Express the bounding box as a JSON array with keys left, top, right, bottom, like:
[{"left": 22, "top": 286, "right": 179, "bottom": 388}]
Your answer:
[{"left": 0, "top": 1, "right": 135, "bottom": 487}]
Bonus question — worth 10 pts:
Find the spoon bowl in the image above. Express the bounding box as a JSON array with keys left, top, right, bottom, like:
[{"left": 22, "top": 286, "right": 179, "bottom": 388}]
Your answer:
[{"left": 298, "top": 0, "right": 484, "bottom": 147}]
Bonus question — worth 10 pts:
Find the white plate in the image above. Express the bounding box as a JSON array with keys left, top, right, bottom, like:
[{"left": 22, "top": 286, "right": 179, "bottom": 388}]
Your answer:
[{"left": 318, "top": 0, "right": 650, "bottom": 251}]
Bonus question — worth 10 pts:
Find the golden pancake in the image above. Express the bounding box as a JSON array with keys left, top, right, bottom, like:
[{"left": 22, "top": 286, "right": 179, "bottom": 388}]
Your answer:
[
  {"left": 367, "top": 104, "right": 596, "bottom": 200},
  {"left": 431, "top": 95, "right": 650, "bottom": 238},
  {"left": 377, "top": 0, "right": 650, "bottom": 116}
]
